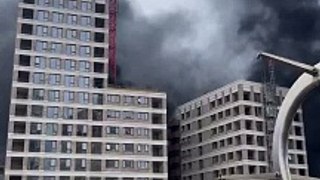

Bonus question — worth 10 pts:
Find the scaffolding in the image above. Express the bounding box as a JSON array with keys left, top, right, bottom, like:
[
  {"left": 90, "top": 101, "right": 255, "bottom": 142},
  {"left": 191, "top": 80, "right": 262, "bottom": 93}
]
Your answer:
[{"left": 261, "top": 57, "right": 277, "bottom": 172}]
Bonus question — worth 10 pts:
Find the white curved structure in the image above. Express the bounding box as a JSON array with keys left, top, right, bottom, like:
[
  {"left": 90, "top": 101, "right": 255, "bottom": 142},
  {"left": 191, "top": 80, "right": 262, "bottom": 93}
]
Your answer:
[{"left": 258, "top": 53, "right": 320, "bottom": 180}]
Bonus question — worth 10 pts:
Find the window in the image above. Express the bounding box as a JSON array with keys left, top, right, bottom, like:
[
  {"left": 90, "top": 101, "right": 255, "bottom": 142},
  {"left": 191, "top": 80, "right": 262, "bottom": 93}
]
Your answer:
[
  {"left": 80, "top": 31, "right": 91, "bottom": 42},
  {"left": 106, "top": 110, "right": 120, "bottom": 118},
  {"left": 46, "top": 123, "right": 58, "bottom": 135},
  {"left": 63, "top": 107, "right": 74, "bottom": 119},
  {"left": 90, "top": 160, "right": 101, "bottom": 171},
  {"left": 79, "top": 61, "right": 90, "bottom": 72},
  {"left": 107, "top": 95, "right": 120, "bottom": 103},
  {"left": 16, "top": 88, "right": 28, "bottom": 99},
  {"left": 137, "top": 161, "right": 149, "bottom": 169},
  {"left": 44, "top": 158, "right": 57, "bottom": 171},
  {"left": 29, "top": 140, "right": 41, "bottom": 152},
  {"left": 19, "top": 55, "right": 31, "bottom": 66},
  {"left": 92, "top": 126, "right": 102, "bottom": 137},
  {"left": 37, "top": 0, "right": 50, "bottom": 6},
  {"left": 95, "top": 18, "right": 105, "bottom": 28},
  {"left": 35, "top": 41, "right": 48, "bottom": 52},
  {"left": 92, "top": 109, "right": 103, "bottom": 121},
  {"left": 21, "top": 24, "right": 33, "bottom": 34},
  {"left": 64, "top": 91, "right": 75, "bottom": 103},
  {"left": 45, "top": 141, "right": 57, "bottom": 152},
  {"left": 20, "top": 39, "right": 32, "bottom": 50},
  {"left": 48, "top": 74, "right": 61, "bottom": 85},
  {"left": 34, "top": 56, "right": 46, "bottom": 69},
  {"left": 94, "top": 32, "right": 105, "bottom": 43},
  {"left": 76, "top": 142, "right": 88, "bottom": 153},
  {"left": 31, "top": 105, "right": 43, "bottom": 117},
  {"left": 79, "top": 46, "right": 91, "bottom": 57},
  {"left": 49, "top": 58, "right": 61, "bottom": 69},
  {"left": 33, "top": 72, "right": 45, "bottom": 84},
  {"left": 81, "top": 1, "right": 92, "bottom": 12},
  {"left": 122, "top": 160, "right": 134, "bottom": 168},
  {"left": 37, "top": 10, "right": 49, "bottom": 21},
  {"left": 32, "top": 89, "right": 44, "bottom": 100},
  {"left": 124, "top": 127, "right": 134, "bottom": 136},
  {"left": 80, "top": 16, "right": 91, "bottom": 26},
  {"left": 137, "top": 112, "right": 149, "bottom": 120},
  {"left": 24, "top": 0, "right": 35, "bottom": 4},
  {"left": 65, "top": 59, "right": 76, "bottom": 71},
  {"left": 18, "top": 71, "right": 30, "bottom": 83},
  {"left": 95, "top": 3, "right": 105, "bottom": 13},
  {"left": 136, "top": 97, "right": 149, "bottom": 107},
  {"left": 15, "top": 105, "right": 28, "bottom": 116},
  {"left": 106, "top": 126, "right": 119, "bottom": 135},
  {"left": 105, "top": 143, "right": 119, "bottom": 152},
  {"left": 91, "top": 142, "right": 102, "bottom": 154},
  {"left": 14, "top": 122, "right": 26, "bottom": 134},
  {"left": 66, "top": 44, "right": 77, "bottom": 56},
  {"left": 67, "top": 14, "right": 78, "bottom": 25},
  {"left": 123, "top": 111, "right": 134, "bottom": 120},
  {"left": 62, "top": 124, "right": 73, "bottom": 136},
  {"left": 93, "top": 93, "right": 103, "bottom": 105},
  {"left": 60, "top": 159, "right": 72, "bottom": 171},
  {"left": 93, "top": 62, "right": 104, "bottom": 73},
  {"left": 77, "top": 108, "right": 88, "bottom": 119},
  {"left": 52, "top": 12, "right": 64, "bottom": 23},
  {"left": 93, "top": 78, "right": 104, "bottom": 88},
  {"left": 36, "top": 25, "right": 48, "bottom": 36},
  {"left": 53, "top": 0, "right": 64, "bottom": 8},
  {"left": 61, "top": 141, "right": 72, "bottom": 153},
  {"left": 76, "top": 125, "right": 88, "bottom": 136},
  {"left": 50, "top": 42, "right": 63, "bottom": 53},
  {"left": 30, "top": 123, "right": 42, "bottom": 134},
  {"left": 75, "top": 159, "right": 87, "bottom": 171},
  {"left": 106, "top": 160, "right": 119, "bottom": 168},
  {"left": 66, "top": 29, "right": 77, "bottom": 39},
  {"left": 47, "top": 107, "right": 59, "bottom": 118},
  {"left": 51, "top": 27, "right": 63, "bottom": 38},
  {"left": 78, "top": 92, "right": 89, "bottom": 104},
  {"left": 67, "top": 0, "right": 77, "bottom": 9},
  {"left": 94, "top": 47, "right": 104, "bottom": 57},
  {"left": 78, "top": 76, "right": 90, "bottom": 88},
  {"left": 48, "top": 90, "right": 60, "bottom": 102},
  {"left": 22, "top": 8, "right": 34, "bottom": 19},
  {"left": 64, "top": 75, "right": 75, "bottom": 87},
  {"left": 27, "top": 157, "right": 40, "bottom": 170}
]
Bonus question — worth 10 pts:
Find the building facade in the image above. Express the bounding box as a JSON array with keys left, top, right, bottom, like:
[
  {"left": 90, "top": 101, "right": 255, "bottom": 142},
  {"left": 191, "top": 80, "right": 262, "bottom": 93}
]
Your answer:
[
  {"left": 5, "top": 1, "right": 168, "bottom": 180},
  {"left": 177, "top": 80, "right": 308, "bottom": 180}
]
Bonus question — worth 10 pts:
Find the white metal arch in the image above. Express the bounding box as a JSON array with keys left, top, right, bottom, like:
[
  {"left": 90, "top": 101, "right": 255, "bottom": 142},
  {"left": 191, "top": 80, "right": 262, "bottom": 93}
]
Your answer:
[{"left": 258, "top": 53, "right": 320, "bottom": 180}]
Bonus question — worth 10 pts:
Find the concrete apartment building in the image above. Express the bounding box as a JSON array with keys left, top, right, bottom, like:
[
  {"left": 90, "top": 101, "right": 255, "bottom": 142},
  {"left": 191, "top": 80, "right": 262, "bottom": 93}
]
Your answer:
[
  {"left": 5, "top": 1, "right": 168, "bottom": 180},
  {"left": 176, "top": 80, "right": 308, "bottom": 180}
]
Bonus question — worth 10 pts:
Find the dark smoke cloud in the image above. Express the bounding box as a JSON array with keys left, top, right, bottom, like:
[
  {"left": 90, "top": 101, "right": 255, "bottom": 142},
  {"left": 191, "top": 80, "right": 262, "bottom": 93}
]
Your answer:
[
  {"left": 117, "top": 0, "right": 320, "bottom": 176},
  {"left": 0, "top": 0, "right": 18, "bottom": 165}
]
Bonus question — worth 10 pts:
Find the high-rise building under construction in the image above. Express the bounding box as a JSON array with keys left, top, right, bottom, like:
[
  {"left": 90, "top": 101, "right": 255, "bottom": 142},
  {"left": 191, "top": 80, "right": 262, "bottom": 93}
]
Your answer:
[
  {"left": 176, "top": 80, "right": 308, "bottom": 180},
  {"left": 5, "top": 1, "right": 168, "bottom": 180}
]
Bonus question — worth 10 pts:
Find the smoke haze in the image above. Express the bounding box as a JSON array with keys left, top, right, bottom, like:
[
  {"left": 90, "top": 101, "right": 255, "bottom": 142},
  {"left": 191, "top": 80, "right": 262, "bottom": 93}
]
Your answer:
[{"left": 1, "top": 0, "right": 320, "bottom": 176}]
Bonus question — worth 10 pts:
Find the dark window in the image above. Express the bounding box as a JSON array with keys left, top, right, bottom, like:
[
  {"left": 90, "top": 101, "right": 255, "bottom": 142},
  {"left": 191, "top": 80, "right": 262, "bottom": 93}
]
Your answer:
[
  {"left": 94, "top": 32, "right": 105, "bottom": 42},
  {"left": 29, "top": 140, "right": 41, "bottom": 152},
  {"left": 16, "top": 87, "right": 29, "bottom": 99},
  {"left": 95, "top": 3, "right": 105, "bottom": 13},
  {"left": 296, "top": 140, "right": 303, "bottom": 150},
  {"left": 18, "top": 71, "right": 30, "bottom": 82},
  {"left": 15, "top": 104, "right": 28, "bottom": 116},
  {"left": 22, "top": 8, "right": 34, "bottom": 19},
  {"left": 92, "top": 109, "right": 103, "bottom": 121},
  {"left": 94, "top": 47, "right": 104, "bottom": 57},
  {"left": 21, "top": 24, "right": 33, "bottom": 34},
  {"left": 12, "top": 139, "right": 24, "bottom": 152},
  {"left": 11, "top": 157, "right": 23, "bottom": 170},
  {"left": 95, "top": 18, "right": 105, "bottom": 28},
  {"left": 94, "top": 62, "right": 104, "bottom": 73},
  {"left": 152, "top": 98, "right": 163, "bottom": 109},
  {"left": 20, "top": 39, "right": 32, "bottom": 50},
  {"left": 92, "top": 126, "right": 102, "bottom": 137},
  {"left": 23, "top": 0, "right": 35, "bottom": 4},
  {"left": 14, "top": 122, "right": 26, "bottom": 134},
  {"left": 19, "top": 55, "right": 31, "bottom": 66},
  {"left": 93, "top": 78, "right": 104, "bottom": 88}
]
